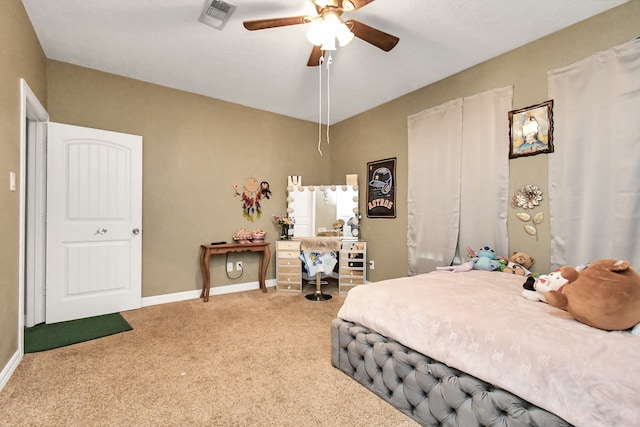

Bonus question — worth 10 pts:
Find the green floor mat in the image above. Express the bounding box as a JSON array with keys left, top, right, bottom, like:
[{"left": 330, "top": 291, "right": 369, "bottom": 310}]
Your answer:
[{"left": 24, "top": 313, "right": 132, "bottom": 353}]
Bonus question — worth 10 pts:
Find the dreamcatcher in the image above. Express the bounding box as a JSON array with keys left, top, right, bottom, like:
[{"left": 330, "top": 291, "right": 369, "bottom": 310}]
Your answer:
[{"left": 233, "top": 177, "right": 271, "bottom": 222}]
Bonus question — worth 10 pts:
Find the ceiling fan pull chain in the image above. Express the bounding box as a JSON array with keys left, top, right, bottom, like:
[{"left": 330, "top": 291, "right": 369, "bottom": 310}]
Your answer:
[
  {"left": 317, "top": 52, "right": 324, "bottom": 156},
  {"left": 326, "top": 53, "right": 332, "bottom": 146}
]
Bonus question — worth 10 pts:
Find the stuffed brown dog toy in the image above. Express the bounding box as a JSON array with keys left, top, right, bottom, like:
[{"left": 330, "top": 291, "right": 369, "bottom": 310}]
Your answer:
[{"left": 545, "top": 259, "right": 640, "bottom": 331}]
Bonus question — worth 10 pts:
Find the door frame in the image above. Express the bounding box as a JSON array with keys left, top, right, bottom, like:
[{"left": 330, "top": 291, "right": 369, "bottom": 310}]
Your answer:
[{"left": 20, "top": 79, "right": 49, "bottom": 340}]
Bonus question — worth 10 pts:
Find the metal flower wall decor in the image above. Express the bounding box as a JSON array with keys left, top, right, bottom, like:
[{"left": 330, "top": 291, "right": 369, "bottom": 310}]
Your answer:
[{"left": 512, "top": 184, "right": 544, "bottom": 237}]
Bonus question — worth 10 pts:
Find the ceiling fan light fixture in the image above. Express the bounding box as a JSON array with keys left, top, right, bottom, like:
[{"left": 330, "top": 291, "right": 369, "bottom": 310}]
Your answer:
[
  {"left": 342, "top": 1, "right": 355, "bottom": 11},
  {"left": 323, "top": 11, "right": 341, "bottom": 27},
  {"left": 336, "top": 22, "right": 354, "bottom": 46},
  {"left": 306, "top": 19, "right": 324, "bottom": 46},
  {"left": 321, "top": 35, "right": 337, "bottom": 51},
  {"left": 307, "top": 11, "right": 354, "bottom": 50}
]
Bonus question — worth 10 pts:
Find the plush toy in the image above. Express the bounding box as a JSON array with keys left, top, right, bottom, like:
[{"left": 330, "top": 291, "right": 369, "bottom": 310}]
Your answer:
[
  {"left": 346, "top": 216, "right": 360, "bottom": 238},
  {"left": 544, "top": 259, "right": 640, "bottom": 332},
  {"left": 522, "top": 269, "right": 567, "bottom": 303},
  {"left": 503, "top": 251, "right": 535, "bottom": 276},
  {"left": 523, "top": 264, "right": 588, "bottom": 303},
  {"left": 469, "top": 246, "right": 501, "bottom": 271}
]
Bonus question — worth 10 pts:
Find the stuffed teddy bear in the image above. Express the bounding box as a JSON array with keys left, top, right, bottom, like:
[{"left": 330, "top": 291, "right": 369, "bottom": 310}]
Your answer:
[
  {"left": 503, "top": 251, "right": 535, "bottom": 276},
  {"left": 469, "top": 246, "right": 501, "bottom": 271},
  {"left": 522, "top": 269, "right": 567, "bottom": 303},
  {"left": 544, "top": 259, "right": 640, "bottom": 332}
]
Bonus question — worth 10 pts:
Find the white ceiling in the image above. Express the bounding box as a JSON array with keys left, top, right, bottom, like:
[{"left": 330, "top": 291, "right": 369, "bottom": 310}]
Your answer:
[{"left": 21, "top": 0, "right": 626, "bottom": 124}]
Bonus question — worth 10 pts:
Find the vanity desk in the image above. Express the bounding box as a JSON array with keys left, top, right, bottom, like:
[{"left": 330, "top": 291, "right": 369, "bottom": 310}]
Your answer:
[
  {"left": 278, "top": 182, "right": 366, "bottom": 294},
  {"left": 338, "top": 240, "right": 367, "bottom": 294},
  {"left": 275, "top": 239, "right": 366, "bottom": 294},
  {"left": 275, "top": 240, "right": 303, "bottom": 292}
]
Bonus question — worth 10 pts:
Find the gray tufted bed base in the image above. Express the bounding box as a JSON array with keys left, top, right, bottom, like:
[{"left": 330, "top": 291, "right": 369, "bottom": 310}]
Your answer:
[{"left": 331, "top": 318, "right": 572, "bottom": 427}]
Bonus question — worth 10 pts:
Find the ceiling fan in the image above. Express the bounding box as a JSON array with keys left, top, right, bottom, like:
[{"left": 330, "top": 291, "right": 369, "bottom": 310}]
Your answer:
[{"left": 242, "top": 0, "right": 399, "bottom": 66}]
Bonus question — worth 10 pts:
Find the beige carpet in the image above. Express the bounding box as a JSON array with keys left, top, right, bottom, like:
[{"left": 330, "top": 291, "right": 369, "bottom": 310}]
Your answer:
[{"left": 0, "top": 285, "right": 418, "bottom": 426}]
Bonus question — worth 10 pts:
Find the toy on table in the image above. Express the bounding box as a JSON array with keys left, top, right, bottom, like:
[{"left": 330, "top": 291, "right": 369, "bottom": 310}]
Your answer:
[
  {"left": 544, "top": 259, "right": 640, "bottom": 334},
  {"left": 346, "top": 216, "right": 360, "bottom": 238}
]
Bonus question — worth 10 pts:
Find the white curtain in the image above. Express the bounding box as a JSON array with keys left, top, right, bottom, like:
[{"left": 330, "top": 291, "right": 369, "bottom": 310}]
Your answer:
[
  {"left": 548, "top": 38, "right": 640, "bottom": 269},
  {"left": 408, "top": 99, "right": 463, "bottom": 274},
  {"left": 457, "top": 87, "right": 512, "bottom": 262},
  {"left": 407, "top": 87, "right": 512, "bottom": 274}
]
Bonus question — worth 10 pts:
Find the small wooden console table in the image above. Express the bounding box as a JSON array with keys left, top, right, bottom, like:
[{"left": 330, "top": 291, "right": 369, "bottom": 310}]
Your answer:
[{"left": 199, "top": 242, "right": 271, "bottom": 302}]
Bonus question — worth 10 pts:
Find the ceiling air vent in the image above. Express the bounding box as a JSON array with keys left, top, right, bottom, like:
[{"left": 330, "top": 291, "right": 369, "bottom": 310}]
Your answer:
[{"left": 199, "top": 0, "right": 236, "bottom": 30}]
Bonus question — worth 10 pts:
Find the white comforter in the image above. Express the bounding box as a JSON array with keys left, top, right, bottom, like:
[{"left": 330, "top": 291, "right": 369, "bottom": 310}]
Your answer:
[{"left": 337, "top": 270, "right": 640, "bottom": 427}]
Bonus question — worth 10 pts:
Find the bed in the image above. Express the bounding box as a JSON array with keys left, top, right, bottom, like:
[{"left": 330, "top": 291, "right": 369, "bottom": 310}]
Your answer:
[{"left": 331, "top": 270, "right": 640, "bottom": 426}]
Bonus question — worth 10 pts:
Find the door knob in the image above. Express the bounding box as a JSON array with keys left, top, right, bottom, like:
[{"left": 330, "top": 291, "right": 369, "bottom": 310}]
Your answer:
[{"left": 132, "top": 228, "right": 140, "bottom": 235}]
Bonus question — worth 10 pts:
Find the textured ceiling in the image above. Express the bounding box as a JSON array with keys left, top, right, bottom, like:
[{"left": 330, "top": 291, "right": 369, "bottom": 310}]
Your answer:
[{"left": 22, "top": 0, "right": 627, "bottom": 124}]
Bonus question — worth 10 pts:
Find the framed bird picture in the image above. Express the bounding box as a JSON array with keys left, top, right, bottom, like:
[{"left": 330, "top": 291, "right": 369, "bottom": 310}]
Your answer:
[{"left": 508, "top": 100, "right": 554, "bottom": 159}]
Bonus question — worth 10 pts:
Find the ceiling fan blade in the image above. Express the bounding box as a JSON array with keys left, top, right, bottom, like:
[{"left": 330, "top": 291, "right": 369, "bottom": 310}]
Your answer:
[
  {"left": 307, "top": 45, "right": 324, "bottom": 67},
  {"left": 243, "top": 16, "right": 309, "bottom": 31},
  {"left": 347, "top": 20, "right": 399, "bottom": 52}
]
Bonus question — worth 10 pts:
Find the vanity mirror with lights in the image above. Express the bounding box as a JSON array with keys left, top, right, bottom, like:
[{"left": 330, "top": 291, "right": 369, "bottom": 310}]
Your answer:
[
  {"left": 275, "top": 184, "right": 366, "bottom": 294},
  {"left": 286, "top": 184, "right": 360, "bottom": 239}
]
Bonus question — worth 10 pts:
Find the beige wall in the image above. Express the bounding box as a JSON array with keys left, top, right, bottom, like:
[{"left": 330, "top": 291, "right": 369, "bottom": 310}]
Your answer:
[
  {"left": 46, "top": 61, "right": 330, "bottom": 297},
  {"left": 2, "top": 0, "right": 639, "bottom": 384},
  {"left": 331, "top": 0, "right": 640, "bottom": 280},
  {"left": 0, "top": 0, "right": 47, "bottom": 376}
]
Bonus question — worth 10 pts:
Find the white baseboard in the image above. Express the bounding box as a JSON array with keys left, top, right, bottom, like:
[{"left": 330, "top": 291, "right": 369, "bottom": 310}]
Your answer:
[
  {"left": 142, "top": 279, "right": 277, "bottom": 307},
  {"left": 0, "top": 349, "right": 22, "bottom": 391}
]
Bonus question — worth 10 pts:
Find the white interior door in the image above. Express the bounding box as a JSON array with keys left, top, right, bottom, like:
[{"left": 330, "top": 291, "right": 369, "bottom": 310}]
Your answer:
[{"left": 46, "top": 123, "right": 142, "bottom": 323}]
